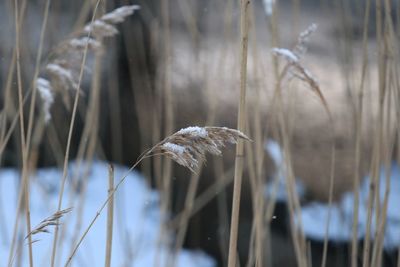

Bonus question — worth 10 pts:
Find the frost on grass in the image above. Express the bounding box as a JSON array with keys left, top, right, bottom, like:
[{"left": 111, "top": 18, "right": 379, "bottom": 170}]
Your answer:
[
  {"left": 36, "top": 77, "right": 54, "bottom": 123},
  {"left": 153, "top": 126, "right": 251, "bottom": 173},
  {"left": 34, "top": 5, "right": 139, "bottom": 123},
  {"left": 177, "top": 126, "right": 209, "bottom": 138},
  {"left": 100, "top": 5, "right": 140, "bottom": 24},
  {"left": 272, "top": 48, "right": 299, "bottom": 63}
]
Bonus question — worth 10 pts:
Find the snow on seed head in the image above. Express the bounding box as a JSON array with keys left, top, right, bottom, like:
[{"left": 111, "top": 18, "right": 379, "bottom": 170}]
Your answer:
[
  {"left": 177, "top": 126, "right": 208, "bottom": 138},
  {"left": 152, "top": 126, "right": 251, "bottom": 173}
]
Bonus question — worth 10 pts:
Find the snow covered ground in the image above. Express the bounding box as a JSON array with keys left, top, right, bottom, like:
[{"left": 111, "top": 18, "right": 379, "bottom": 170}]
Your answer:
[
  {"left": 300, "top": 162, "right": 400, "bottom": 249},
  {"left": 265, "top": 139, "right": 400, "bottom": 250},
  {"left": 0, "top": 161, "right": 216, "bottom": 267},
  {"left": 264, "top": 140, "right": 306, "bottom": 202}
]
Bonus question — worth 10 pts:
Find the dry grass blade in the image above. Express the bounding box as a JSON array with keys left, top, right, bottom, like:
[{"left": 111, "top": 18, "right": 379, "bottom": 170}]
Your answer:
[
  {"left": 25, "top": 208, "right": 72, "bottom": 239},
  {"left": 150, "top": 126, "right": 251, "bottom": 173}
]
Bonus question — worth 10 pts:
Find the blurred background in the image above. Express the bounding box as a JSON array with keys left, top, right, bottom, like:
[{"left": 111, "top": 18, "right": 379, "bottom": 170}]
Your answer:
[{"left": 1, "top": 0, "right": 400, "bottom": 266}]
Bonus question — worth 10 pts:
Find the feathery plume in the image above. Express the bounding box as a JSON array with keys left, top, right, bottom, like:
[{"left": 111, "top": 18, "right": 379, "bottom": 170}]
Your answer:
[
  {"left": 83, "top": 5, "right": 139, "bottom": 37},
  {"left": 34, "top": 5, "right": 140, "bottom": 121},
  {"left": 25, "top": 208, "right": 72, "bottom": 239},
  {"left": 271, "top": 23, "right": 330, "bottom": 117},
  {"left": 294, "top": 23, "right": 318, "bottom": 57},
  {"left": 46, "top": 63, "right": 78, "bottom": 90},
  {"left": 83, "top": 20, "right": 119, "bottom": 38},
  {"left": 150, "top": 126, "right": 251, "bottom": 173},
  {"left": 67, "top": 37, "right": 102, "bottom": 52}
]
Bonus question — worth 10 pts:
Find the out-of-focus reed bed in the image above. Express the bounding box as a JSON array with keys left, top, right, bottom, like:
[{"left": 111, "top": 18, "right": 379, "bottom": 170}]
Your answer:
[{"left": 1, "top": 0, "right": 400, "bottom": 266}]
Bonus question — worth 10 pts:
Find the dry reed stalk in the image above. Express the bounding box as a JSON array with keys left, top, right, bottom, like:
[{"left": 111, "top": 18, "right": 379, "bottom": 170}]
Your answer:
[
  {"left": 153, "top": 1, "right": 174, "bottom": 264},
  {"left": 16, "top": 2, "right": 52, "bottom": 264},
  {"left": 227, "top": 1, "right": 251, "bottom": 267},
  {"left": 0, "top": 7, "right": 28, "bottom": 221},
  {"left": 65, "top": 14, "right": 107, "bottom": 263},
  {"left": 270, "top": 22, "right": 334, "bottom": 267},
  {"left": 156, "top": 0, "right": 174, "bottom": 264},
  {"left": 244, "top": 144, "right": 261, "bottom": 267},
  {"left": 170, "top": 73, "right": 218, "bottom": 265},
  {"left": 12, "top": 0, "right": 34, "bottom": 265},
  {"left": 265, "top": 3, "right": 283, "bottom": 267},
  {"left": 362, "top": 1, "right": 386, "bottom": 266},
  {"left": 25, "top": 0, "right": 51, "bottom": 157},
  {"left": 371, "top": 91, "right": 396, "bottom": 267},
  {"left": 351, "top": 1, "right": 371, "bottom": 266},
  {"left": 270, "top": 26, "right": 334, "bottom": 232},
  {"left": 170, "top": 59, "right": 223, "bottom": 264},
  {"left": 247, "top": 5, "right": 268, "bottom": 265},
  {"left": 321, "top": 146, "right": 336, "bottom": 267},
  {"left": 104, "top": 165, "right": 115, "bottom": 267},
  {"left": 371, "top": 5, "right": 397, "bottom": 263},
  {"left": 65, "top": 126, "right": 250, "bottom": 266},
  {"left": 50, "top": 1, "right": 102, "bottom": 265}
]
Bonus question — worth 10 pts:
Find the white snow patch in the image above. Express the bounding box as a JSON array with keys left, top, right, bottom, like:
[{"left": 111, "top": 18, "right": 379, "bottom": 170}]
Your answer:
[
  {"left": 264, "top": 140, "right": 306, "bottom": 202},
  {"left": 177, "top": 126, "right": 208, "bottom": 138},
  {"left": 272, "top": 48, "right": 299, "bottom": 63},
  {"left": 162, "top": 142, "right": 186, "bottom": 155},
  {"left": 0, "top": 160, "right": 215, "bottom": 267},
  {"left": 298, "top": 162, "right": 400, "bottom": 249}
]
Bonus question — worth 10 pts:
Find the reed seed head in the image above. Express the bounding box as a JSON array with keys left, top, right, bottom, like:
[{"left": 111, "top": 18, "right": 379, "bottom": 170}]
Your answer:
[
  {"left": 34, "top": 5, "right": 140, "bottom": 123},
  {"left": 152, "top": 126, "right": 251, "bottom": 173},
  {"left": 25, "top": 207, "right": 72, "bottom": 239}
]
